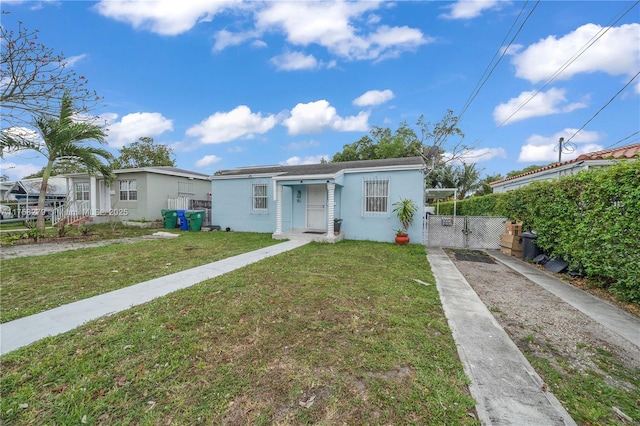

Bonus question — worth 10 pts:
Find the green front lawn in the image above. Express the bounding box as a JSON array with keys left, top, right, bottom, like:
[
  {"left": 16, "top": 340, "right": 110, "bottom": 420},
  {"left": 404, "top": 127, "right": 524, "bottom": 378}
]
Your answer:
[
  {"left": 0, "top": 241, "right": 478, "bottom": 424},
  {"left": 0, "top": 231, "right": 280, "bottom": 323}
]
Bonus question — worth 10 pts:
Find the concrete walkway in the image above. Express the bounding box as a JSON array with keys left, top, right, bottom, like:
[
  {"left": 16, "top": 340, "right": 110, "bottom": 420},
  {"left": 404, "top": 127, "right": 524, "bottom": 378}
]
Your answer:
[
  {"left": 427, "top": 247, "right": 577, "bottom": 426},
  {"left": 0, "top": 239, "right": 309, "bottom": 355}
]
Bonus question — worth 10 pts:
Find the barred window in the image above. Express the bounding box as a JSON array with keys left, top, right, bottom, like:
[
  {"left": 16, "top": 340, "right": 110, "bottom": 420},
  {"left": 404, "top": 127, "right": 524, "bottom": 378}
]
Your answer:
[
  {"left": 178, "top": 181, "right": 194, "bottom": 197},
  {"left": 253, "top": 184, "right": 268, "bottom": 211},
  {"left": 119, "top": 180, "right": 137, "bottom": 201},
  {"left": 364, "top": 178, "right": 389, "bottom": 214}
]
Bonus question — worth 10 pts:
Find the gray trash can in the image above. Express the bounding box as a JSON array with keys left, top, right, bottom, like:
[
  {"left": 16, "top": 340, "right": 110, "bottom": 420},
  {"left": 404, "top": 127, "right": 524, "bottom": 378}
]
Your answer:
[{"left": 522, "top": 232, "right": 543, "bottom": 261}]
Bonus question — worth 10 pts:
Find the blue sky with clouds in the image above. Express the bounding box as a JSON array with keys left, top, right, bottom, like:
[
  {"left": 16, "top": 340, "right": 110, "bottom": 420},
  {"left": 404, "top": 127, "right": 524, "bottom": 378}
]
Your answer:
[{"left": 1, "top": 0, "right": 639, "bottom": 181}]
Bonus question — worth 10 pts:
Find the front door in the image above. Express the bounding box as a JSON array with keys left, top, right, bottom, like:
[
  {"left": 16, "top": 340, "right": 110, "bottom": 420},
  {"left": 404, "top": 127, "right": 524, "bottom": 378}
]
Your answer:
[{"left": 306, "top": 185, "right": 326, "bottom": 229}]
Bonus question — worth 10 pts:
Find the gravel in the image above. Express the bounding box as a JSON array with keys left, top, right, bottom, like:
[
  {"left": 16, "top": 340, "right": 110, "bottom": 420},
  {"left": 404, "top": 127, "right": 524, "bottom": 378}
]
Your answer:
[{"left": 446, "top": 249, "right": 640, "bottom": 385}]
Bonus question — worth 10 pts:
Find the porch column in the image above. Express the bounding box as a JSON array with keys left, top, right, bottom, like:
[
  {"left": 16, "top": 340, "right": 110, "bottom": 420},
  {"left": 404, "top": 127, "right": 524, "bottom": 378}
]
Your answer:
[
  {"left": 90, "top": 176, "right": 97, "bottom": 217},
  {"left": 274, "top": 184, "right": 283, "bottom": 235},
  {"left": 326, "top": 182, "right": 335, "bottom": 240}
]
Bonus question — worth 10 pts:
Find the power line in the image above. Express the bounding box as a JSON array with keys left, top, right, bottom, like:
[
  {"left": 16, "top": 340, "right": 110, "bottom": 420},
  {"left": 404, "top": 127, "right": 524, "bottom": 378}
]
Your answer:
[
  {"left": 604, "top": 131, "right": 640, "bottom": 150},
  {"left": 564, "top": 70, "right": 640, "bottom": 144},
  {"left": 457, "top": 1, "right": 539, "bottom": 122},
  {"left": 496, "top": 0, "right": 639, "bottom": 128}
]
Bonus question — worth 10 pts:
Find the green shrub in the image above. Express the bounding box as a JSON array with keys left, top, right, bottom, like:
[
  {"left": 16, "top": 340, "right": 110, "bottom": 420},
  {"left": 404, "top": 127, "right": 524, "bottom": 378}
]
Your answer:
[{"left": 429, "top": 160, "right": 639, "bottom": 302}]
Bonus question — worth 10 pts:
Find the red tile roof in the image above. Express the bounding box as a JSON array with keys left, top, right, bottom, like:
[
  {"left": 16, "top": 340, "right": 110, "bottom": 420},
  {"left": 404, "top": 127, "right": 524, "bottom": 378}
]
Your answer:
[
  {"left": 490, "top": 143, "right": 640, "bottom": 186},
  {"left": 575, "top": 143, "right": 640, "bottom": 161}
]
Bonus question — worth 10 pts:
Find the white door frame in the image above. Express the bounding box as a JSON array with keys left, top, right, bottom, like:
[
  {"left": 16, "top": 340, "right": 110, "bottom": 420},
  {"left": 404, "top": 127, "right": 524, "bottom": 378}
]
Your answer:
[{"left": 306, "top": 184, "right": 326, "bottom": 229}]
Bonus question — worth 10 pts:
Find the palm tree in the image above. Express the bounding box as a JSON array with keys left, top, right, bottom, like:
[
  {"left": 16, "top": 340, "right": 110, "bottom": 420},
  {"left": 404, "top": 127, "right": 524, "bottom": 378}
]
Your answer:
[{"left": 1, "top": 92, "right": 113, "bottom": 230}]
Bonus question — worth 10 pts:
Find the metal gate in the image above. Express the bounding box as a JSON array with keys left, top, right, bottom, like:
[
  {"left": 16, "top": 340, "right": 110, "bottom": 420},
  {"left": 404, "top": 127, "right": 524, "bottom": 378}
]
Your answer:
[{"left": 424, "top": 215, "right": 506, "bottom": 249}]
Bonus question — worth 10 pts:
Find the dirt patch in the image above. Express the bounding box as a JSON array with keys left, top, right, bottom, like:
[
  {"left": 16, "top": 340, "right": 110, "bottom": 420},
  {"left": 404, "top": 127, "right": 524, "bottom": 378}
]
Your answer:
[
  {"left": 445, "top": 249, "right": 640, "bottom": 388},
  {"left": 0, "top": 237, "right": 150, "bottom": 260}
]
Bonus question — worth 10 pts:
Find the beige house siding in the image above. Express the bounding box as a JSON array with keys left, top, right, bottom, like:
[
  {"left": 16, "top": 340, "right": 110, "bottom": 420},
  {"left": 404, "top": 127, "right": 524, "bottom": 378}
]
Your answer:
[{"left": 111, "top": 172, "right": 210, "bottom": 221}]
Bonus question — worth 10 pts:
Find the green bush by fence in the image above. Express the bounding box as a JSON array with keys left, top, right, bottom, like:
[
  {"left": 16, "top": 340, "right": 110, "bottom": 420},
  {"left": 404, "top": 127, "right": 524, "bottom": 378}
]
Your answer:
[{"left": 430, "top": 160, "right": 639, "bottom": 302}]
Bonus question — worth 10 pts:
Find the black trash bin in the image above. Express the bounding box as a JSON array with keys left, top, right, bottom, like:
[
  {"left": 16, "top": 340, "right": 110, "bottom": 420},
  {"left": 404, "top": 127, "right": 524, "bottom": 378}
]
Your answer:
[{"left": 522, "top": 231, "right": 543, "bottom": 261}]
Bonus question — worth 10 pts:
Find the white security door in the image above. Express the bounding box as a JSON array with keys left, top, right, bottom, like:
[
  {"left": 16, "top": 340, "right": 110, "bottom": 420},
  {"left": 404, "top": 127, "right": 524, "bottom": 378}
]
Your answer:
[{"left": 306, "top": 185, "right": 326, "bottom": 229}]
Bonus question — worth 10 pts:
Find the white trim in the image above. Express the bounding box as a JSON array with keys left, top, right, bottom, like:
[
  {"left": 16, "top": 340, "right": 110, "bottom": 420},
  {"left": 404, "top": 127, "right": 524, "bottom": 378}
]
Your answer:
[
  {"left": 251, "top": 182, "right": 269, "bottom": 212},
  {"left": 90, "top": 176, "right": 97, "bottom": 217},
  {"left": 114, "top": 168, "right": 211, "bottom": 180},
  {"left": 362, "top": 176, "right": 390, "bottom": 217}
]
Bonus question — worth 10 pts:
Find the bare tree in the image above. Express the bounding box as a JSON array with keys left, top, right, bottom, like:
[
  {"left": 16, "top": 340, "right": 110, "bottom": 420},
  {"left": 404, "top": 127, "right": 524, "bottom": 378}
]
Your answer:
[
  {"left": 417, "top": 109, "right": 471, "bottom": 169},
  {"left": 1, "top": 19, "right": 102, "bottom": 132}
]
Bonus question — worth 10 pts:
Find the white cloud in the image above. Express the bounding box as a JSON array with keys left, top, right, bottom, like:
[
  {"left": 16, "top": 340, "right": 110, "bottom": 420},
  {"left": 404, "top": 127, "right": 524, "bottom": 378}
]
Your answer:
[
  {"left": 493, "top": 88, "right": 588, "bottom": 125},
  {"left": 282, "top": 140, "right": 321, "bottom": 151},
  {"left": 94, "top": 0, "right": 238, "bottom": 36},
  {"left": 282, "top": 155, "right": 329, "bottom": 166},
  {"left": 440, "top": 0, "right": 506, "bottom": 20},
  {"left": 2, "top": 126, "right": 41, "bottom": 146},
  {"left": 353, "top": 89, "right": 394, "bottom": 107},
  {"left": 195, "top": 154, "right": 222, "bottom": 168},
  {"left": 456, "top": 147, "right": 508, "bottom": 164},
  {"left": 256, "top": 2, "right": 428, "bottom": 61},
  {"left": 213, "top": 29, "right": 252, "bottom": 52},
  {"left": 227, "top": 146, "right": 246, "bottom": 153},
  {"left": 0, "top": 161, "right": 42, "bottom": 180},
  {"left": 518, "top": 128, "right": 604, "bottom": 162},
  {"left": 511, "top": 23, "right": 640, "bottom": 84},
  {"left": 186, "top": 105, "right": 277, "bottom": 144},
  {"left": 282, "top": 100, "right": 369, "bottom": 135},
  {"left": 64, "top": 54, "right": 88, "bottom": 67},
  {"left": 105, "top": 112, "right": 174, "bottom": 148},
  {"left": 270, "top": 51, "right": 319, "bottom": 71},
  {"left": 96, "top": 1, "right": 428, "bottom": 63}
]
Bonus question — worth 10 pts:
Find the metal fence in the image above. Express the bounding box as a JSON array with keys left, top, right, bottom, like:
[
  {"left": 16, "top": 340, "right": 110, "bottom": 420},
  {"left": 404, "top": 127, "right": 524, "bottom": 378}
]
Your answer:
[
  {"left": 424, "top": 215, "right": 507, "bottom": 249},
  {"left": 190, "top": 199, "right": 212, "bottom": 227}
]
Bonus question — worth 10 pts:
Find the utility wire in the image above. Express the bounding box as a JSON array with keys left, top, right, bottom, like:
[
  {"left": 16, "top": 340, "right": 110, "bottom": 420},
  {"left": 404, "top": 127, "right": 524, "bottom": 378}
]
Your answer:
[
  {"left": 496, "top": 0, "right": 639, "bottom": 128},
  {"left": 603, "top": 131, "right": 639, "bottom": 149},
  {"left": 457, "top": 1, "right": 538, "bottom": 122},
  {"left": 564, "top": 70, "right": 640, "bottom": 144}
]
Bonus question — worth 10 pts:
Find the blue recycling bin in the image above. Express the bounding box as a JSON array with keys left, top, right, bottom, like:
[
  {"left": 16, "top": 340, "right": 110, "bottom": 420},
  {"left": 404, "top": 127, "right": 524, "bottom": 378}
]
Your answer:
[{"left": 177, "top": 210, "right": 188, "bottom": 231}]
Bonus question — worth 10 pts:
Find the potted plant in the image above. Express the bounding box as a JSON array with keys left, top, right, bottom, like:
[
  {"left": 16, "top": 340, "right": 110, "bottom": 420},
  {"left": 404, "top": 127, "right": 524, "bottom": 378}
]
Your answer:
[{"left": 392, "top": 198, "right": 417, "bottom": 244}]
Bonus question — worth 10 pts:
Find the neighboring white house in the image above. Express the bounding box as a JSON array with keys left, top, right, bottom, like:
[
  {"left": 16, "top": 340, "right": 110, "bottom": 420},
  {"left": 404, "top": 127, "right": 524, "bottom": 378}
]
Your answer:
[
  {"left": 62, "top": 166, "right": 211, "bottom": 223},
  {"left": 490, "top": 143, "right": 640, "bottom": 193},
  {"left": 1, "top": 177, "right": 68, "bottom": 216}
]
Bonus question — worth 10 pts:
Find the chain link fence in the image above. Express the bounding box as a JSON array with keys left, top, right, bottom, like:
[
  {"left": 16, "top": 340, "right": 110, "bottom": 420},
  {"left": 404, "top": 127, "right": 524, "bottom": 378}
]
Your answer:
[{"left": 424, "top": 215, "right": 507, "bottom": 249}]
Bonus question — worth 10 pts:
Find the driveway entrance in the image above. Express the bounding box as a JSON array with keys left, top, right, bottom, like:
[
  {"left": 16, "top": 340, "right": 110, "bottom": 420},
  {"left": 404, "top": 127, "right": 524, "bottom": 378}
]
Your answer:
[{"left": 424, "top": 215, "right": 506, "bottom": 249}]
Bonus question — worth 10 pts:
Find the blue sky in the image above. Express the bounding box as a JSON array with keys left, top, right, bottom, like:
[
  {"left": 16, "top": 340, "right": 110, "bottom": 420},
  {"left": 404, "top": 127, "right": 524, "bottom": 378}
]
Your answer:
[{"left": 1, "top": 0, "right": 639, "bottom": 181}]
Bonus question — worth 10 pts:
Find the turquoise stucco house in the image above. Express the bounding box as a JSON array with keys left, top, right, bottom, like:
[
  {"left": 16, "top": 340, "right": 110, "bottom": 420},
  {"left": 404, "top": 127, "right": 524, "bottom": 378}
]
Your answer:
[{"left": 211, "top": 157, "right": 426, "bottom": 243}]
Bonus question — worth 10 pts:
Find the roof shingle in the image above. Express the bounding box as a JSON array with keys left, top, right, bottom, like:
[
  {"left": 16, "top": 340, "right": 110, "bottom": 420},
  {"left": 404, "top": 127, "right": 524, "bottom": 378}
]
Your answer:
[{"left": 215, "top": 156, "right": 425, "bottom": 177}]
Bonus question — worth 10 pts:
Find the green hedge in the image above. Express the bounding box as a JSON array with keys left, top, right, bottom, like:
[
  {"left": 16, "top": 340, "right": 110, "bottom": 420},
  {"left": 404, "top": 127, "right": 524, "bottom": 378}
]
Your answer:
[{"left": 431, "top": 160, "right": 639, "bottom": 302}]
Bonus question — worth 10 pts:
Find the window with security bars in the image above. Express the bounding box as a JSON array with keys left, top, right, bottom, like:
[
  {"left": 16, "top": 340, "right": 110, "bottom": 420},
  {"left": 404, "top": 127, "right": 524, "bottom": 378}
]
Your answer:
[
  {"left": 252, "top": 184, "right": 268, "bottom": 211},
  {"left": 119, "top": 180, "right": 137, "bottom": 201},
  {"left": 178, "top": 181, "right": 194, "bottom": 197},
  {"left": 364, "top": 178, "right": 389, "bottom": 215}
]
